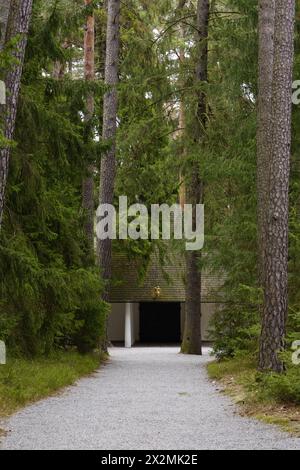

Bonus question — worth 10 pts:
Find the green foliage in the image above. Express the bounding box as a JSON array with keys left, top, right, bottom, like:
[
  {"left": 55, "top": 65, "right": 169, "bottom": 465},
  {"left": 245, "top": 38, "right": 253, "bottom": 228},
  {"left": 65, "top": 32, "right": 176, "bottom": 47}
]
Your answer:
[
  {"left": 207, "top": 355, "right": 256, "bottom": 382},
  {"left": 182, "top": 1, "right": 259, "bottom": 357},
  {"left": 211, "top": 305, "right": 260, "bottom": 359},
  {"left": 0, "top": 38, "right": 20, "bottom": 146},
  {"left": 1, "top": 0, "right": 300, "bottom": 390},
  {"left": 206, "top": 0, "right": 300, "bottom": 364},
  {"left": 0, "top": 0, "right": 107, "bottom": 356},
  {"left": 257, "top": 361, "right": 300, "bottom": 405},
  {"left": 0, "top": 351, "right": 103, "bottom": 416},
  {"left": 202, "top": 1, "right": 300, "bottom": 378},
  {"left": 208, "top": 352, "right": 300, "bottom": 405},
  {"left": 113, "top": 0, "right": 180, "bottom": 268}
]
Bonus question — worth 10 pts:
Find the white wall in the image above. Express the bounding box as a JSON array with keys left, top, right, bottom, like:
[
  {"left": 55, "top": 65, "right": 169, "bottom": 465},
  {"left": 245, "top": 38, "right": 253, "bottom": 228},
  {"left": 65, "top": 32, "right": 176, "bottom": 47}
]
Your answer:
[
  {"left": 108, "top": 303, "right": 140, "bottom": 343},
  {"left": 108, "top": 302, "right": 217, "bottom": 343},
  {"left": 201, "top": 303, "right": 217, "bottom": 341},
  {"left": 108, "top": 303, "right": 125, "bottom": 342}
]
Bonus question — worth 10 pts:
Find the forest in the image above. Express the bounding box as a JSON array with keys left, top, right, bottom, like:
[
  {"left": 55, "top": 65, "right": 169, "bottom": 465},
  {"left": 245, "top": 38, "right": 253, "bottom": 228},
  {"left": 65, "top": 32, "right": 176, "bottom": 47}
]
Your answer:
[{"left": 1, "top": 0, "right": 300, "bottom": 421}]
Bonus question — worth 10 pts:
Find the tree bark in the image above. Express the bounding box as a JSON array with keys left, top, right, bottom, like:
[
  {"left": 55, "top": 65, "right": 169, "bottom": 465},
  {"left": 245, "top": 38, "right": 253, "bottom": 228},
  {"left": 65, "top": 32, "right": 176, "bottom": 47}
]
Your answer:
[
  {"left": 0, "top": 0, "right": 11, "bottom": 50},
  {"left": 96, "top": 0, "right": 107, "bottom": 81},
  {"left": 256, "top": 0, "right": 275, "bottom": 289},
  {"left": 82, "top": 0, "right": 95, "bottom": 254},
  {"left": 178, "top": 0, "right": 186, "bottom": 209},
  {"left": 259, "top": 0, "right": 295, "bottom": 372},
  {"left": 98, "top": 0, "right": 120, "bottom": 295},
  {"left": 181, "top": 0, "right": 209, "bottom": 356},
  {"left": 0, "top": 0, "right": 33, "bottom": 229}
]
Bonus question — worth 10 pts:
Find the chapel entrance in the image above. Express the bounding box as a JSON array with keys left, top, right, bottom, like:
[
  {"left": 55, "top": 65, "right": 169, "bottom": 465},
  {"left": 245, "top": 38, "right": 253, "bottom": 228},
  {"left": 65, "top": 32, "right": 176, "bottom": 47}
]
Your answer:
[{"left": 139, "top": 302, "right": 181, "bottom": 344}]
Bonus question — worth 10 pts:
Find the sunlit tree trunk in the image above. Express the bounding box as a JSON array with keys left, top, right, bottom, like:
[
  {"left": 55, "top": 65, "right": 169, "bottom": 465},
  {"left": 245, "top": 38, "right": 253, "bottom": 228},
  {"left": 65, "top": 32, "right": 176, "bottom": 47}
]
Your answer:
[
  {"left": 0, "top": 0, "right": 33, "bottom": 229},
  {"left": 257, "top": 0, "right": 275, "bottom": 289},
  {"left": 98, "top": 0, "right": 120, "bottom": 295},
  {"left": 97, "top": 0, "right": 107, "bottom": 81},
  {"left": 181, "top": 0, "right": 209, "bottom": 356},
  {"left": 259, "top": 0, "right": 295, "bottom": 372},
  {"left": 82, "top": 0, "right": 95, "bottom": 254}
]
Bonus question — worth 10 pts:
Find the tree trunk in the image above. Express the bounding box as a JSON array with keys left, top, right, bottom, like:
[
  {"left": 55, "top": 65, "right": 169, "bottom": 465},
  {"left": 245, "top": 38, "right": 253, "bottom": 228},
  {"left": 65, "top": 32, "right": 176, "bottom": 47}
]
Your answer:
[
  {"left": 0, "top": 0, "right": 33, "bottom": 229},
  {"left": 181, "top": 0, "right": 209, "bottom": 356},
  {"left": 82, "top": 0, "right": 95, "bottom": 254},
  {"left": 259, "top": 0, "right": 295, "bottom": 372},
  {"left": 96, "top": 0, "right": 107, "bottom": 81},
  {"left": 98, "top": 0, "right": 120, "bottom": 295},
  {"left": 178, "top": 0, "right": 186, "bottom": 209},
  {"left": 256, "top": 0, "right": 275, "bottom": 289},
  {"left": 0, "top": 0, "right": 11, "bottom": 50}
]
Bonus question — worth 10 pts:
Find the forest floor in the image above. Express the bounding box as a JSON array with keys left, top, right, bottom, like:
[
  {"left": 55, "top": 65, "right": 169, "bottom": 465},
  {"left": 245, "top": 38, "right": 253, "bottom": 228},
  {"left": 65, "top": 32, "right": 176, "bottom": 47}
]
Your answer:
[
  {"left": 0, "top": 351, "right": 103, "bottom": 429},
  {"left": 1, "top": 347, "right": 300, "bottom": 450},
  {"left": 207, "top": 357, "right": 300, "bottom": 437}
]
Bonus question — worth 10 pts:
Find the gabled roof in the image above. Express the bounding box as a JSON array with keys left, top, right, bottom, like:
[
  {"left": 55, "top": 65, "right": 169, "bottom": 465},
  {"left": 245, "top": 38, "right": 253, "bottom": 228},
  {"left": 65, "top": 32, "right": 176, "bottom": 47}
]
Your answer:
[{"left": 109, "top": 250, "right": 223, "bottom": 303}]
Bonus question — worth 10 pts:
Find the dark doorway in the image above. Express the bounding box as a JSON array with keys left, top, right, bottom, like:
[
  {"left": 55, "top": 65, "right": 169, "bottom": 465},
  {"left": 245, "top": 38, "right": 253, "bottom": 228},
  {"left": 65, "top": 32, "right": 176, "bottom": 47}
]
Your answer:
[{"left": 139, "top": 302, "right": 181, "bottom": 344}]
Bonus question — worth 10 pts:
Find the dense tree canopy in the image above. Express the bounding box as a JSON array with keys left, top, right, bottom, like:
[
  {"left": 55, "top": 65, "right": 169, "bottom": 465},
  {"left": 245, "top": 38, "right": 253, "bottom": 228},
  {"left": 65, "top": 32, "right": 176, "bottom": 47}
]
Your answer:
[{"left": 0, "top": 0, "right": 300, "bottom": 404}]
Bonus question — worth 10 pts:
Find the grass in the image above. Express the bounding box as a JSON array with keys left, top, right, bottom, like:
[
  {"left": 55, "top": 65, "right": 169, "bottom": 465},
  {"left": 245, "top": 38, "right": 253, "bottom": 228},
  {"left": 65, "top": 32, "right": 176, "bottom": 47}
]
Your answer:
[
  {"left": 207, "top": 356, "right": 300, "bottom": 436},
  {"left": 0, "top": 351, "right": 105, "bottom": 419}
]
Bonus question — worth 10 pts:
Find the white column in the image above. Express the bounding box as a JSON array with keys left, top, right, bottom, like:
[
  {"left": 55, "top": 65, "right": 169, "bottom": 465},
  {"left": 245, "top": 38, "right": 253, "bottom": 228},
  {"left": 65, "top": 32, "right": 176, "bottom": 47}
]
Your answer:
[
  {"left": 125, "top": 302, "right": 133, "bottom": 348},
  {"left": 0, "top": 81, "right": 6, "bottom": 105},
  {"left": 0, "top": 340, "right": 6, "bottom": 365}
]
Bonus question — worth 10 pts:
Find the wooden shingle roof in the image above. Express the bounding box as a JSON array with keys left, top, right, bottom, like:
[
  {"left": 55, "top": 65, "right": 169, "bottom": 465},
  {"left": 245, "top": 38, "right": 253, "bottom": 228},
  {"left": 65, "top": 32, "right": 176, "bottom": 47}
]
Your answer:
[{"left": 109, "top": 250, "right": 223, "bottom": 303}]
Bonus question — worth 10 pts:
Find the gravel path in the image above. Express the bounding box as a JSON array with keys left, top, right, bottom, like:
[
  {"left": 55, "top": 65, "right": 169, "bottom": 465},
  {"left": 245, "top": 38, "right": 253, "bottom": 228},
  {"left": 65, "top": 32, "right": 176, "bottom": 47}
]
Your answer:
[{"left": 1, "top": 347, "right": 300, "bottom": 450}]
